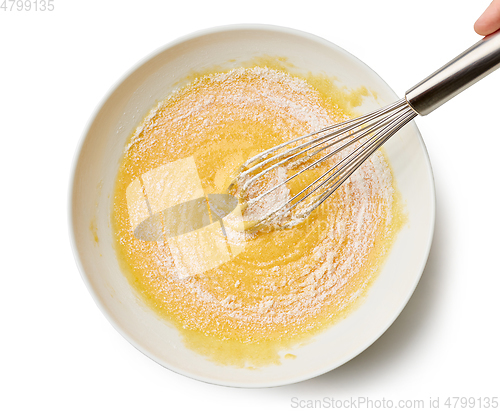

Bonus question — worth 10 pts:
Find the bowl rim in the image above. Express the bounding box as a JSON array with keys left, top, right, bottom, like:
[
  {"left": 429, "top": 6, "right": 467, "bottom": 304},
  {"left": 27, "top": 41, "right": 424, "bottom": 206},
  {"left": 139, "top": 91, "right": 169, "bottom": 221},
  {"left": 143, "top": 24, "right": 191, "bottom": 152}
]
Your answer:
[{"left": 68, "top": 23, "right": 436, "bottom": 388}]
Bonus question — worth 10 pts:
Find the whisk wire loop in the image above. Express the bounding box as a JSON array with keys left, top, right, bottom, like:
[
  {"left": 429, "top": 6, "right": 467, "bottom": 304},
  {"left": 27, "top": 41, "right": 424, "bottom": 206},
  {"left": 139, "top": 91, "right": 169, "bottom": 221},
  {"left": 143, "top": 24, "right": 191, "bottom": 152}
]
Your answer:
[{"left": 233, "top": 99, "right": 417, "bottom": 230}]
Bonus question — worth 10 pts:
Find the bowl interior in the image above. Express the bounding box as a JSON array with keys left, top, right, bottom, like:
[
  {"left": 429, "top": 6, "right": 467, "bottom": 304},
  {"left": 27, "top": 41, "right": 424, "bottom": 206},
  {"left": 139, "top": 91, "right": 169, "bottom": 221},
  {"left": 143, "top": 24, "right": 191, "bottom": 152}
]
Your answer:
[{"left": 70, "top": 25, "right": 435, "bottom": 387}]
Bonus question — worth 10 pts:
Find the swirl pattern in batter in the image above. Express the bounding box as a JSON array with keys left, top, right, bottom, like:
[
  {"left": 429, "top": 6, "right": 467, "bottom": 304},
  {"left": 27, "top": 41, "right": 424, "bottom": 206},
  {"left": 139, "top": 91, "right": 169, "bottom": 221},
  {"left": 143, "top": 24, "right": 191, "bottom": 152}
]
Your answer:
[{"left": 112, "top": 64, "right": 404, "bottom": 367}]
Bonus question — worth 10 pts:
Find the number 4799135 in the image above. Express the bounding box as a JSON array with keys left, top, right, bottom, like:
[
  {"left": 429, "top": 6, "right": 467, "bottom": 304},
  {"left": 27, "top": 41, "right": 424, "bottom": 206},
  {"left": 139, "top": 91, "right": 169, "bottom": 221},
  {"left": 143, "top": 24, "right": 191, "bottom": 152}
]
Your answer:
[{"left": 1, "top": 0, "right": 55, "bottom": 11}]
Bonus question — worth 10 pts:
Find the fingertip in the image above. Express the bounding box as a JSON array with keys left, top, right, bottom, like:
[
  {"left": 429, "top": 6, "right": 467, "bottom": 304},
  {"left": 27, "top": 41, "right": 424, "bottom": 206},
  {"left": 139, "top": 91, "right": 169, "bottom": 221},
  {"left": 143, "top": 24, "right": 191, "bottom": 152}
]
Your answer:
[
  {"left": 474, "top": 19, "right": 490, "bottom": 36},
  {"left": 474, "top": 0, "right": 500, "bottom": 36}
]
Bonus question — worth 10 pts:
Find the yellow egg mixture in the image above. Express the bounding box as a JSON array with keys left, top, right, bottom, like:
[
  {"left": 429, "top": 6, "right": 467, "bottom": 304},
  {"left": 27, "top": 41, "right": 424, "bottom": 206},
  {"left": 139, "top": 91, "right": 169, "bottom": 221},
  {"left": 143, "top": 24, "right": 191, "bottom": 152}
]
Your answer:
[{"left": 112, "top": 61, "right": 404, "bottom": 367}]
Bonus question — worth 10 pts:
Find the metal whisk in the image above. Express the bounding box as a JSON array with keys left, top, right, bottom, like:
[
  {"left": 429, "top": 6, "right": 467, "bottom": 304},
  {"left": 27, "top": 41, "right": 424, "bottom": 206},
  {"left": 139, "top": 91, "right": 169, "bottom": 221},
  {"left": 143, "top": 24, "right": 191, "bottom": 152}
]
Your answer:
[{"left": 229, "top": 30, "right": 500, "bottom": 230}]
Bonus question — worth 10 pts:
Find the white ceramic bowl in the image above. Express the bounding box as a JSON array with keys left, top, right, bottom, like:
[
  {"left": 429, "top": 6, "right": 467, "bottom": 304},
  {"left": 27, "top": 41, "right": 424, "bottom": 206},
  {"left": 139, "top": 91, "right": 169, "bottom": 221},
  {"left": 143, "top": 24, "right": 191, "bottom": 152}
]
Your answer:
[{"left": 69, "top": 24, "right": 435, "bottom": 387}]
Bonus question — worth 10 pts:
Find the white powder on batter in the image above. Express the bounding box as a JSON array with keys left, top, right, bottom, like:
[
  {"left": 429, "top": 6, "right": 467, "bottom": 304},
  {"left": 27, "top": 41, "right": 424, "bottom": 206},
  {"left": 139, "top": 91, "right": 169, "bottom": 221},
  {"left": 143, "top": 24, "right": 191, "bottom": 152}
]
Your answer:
[{"left": 121, "top": 66, "right": 395, "bottom": 336}]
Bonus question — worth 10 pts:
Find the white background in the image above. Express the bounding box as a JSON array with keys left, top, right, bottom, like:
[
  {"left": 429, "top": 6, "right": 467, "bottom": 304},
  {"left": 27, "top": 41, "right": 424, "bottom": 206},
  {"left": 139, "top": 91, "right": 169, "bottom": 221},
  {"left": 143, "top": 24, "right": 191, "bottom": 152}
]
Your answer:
[{"left": 1, "top": 0, "right": 499, "bottom": 410}]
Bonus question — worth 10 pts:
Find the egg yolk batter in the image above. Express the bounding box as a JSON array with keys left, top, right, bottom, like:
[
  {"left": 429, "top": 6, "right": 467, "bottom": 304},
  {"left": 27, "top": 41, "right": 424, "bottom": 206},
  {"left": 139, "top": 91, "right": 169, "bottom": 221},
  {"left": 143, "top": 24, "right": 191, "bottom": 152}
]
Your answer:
[{"left": 112, "top": 63, "right": 404, "bottom": 367}]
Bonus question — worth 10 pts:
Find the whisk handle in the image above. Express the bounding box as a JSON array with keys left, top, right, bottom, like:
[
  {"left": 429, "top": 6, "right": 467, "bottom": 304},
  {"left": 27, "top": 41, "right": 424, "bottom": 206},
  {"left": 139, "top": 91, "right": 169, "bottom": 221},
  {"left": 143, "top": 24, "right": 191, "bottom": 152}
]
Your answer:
[{"left": 405, "top": 29, "right": 500, "bottom": 116}]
